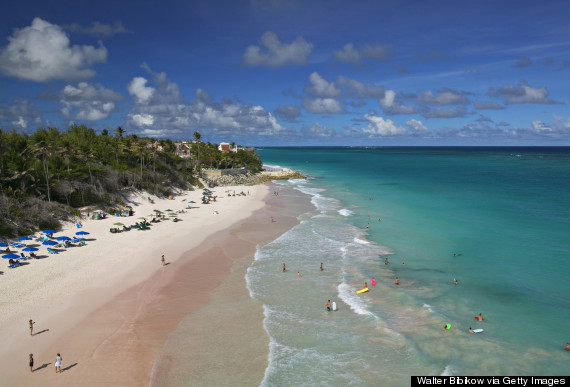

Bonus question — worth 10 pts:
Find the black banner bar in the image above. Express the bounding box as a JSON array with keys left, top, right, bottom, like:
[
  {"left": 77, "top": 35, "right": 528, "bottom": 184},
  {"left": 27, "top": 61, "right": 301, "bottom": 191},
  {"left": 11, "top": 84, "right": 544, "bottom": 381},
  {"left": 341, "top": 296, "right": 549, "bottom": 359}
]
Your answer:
[{"left": 412, "top": 376, "right": 569, "bottom": 387}]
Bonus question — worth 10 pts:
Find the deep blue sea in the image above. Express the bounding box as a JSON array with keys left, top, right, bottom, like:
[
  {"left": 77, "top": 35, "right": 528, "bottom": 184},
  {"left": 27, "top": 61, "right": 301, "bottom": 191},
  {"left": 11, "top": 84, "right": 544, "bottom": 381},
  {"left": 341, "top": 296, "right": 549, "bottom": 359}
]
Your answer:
[{"left": 246, "top": 147, "right": 570, "bottom": 386}]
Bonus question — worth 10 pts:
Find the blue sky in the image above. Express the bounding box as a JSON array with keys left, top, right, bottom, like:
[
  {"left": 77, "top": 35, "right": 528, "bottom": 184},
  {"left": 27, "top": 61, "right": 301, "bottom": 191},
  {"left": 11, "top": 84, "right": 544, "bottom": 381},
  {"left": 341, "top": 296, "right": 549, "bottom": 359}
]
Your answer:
[{"left": 0, "top": 0, "right": 569, "bottom": 146}]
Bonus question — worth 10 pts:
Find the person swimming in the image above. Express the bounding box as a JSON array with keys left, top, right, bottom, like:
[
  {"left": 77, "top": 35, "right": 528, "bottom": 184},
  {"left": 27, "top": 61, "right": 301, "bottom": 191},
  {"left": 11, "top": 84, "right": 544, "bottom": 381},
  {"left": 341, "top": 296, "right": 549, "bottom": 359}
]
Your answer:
[
  {"left": 469, "top": 327, "right": 473, "bottom": 334},
  {"left": 444, "top": 324, "right": 451, "bottom": 332},
  {"left": 565, "top": 342, "right": 570, "bottom": 351},
  {"left": 476, "top": 313, "right": 484, "bottom": 321},
  {"left": 395, "top": 277, "right": 399, "bottom": 285},
  {"left": 454, "top": 278, "right": 458, "bottom": 285},
  {"left": 364, "top": 282, "right": 368, "bottom": 289}
]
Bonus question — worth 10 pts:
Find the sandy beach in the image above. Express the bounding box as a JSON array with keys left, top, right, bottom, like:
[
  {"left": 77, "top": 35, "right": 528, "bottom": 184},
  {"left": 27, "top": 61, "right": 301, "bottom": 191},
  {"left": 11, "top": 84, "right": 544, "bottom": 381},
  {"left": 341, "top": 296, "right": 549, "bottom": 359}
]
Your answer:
[{"left": 0, "top": 183, "right": 308, "bottom": 386}]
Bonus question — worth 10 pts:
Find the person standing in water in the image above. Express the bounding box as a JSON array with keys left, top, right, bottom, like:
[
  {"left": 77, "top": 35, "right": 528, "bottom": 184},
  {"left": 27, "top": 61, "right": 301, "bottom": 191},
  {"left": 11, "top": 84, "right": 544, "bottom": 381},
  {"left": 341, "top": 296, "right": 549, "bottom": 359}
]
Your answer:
[
  {"left": 320, "top": 262, "right": 323, "bottom": 271},
  {"left": 364, "top": 282, "right": 368, "bottom": 289},
  {"left": 454, "top": 278, "right": 458, "bottom": 285},
  {"left": 476, "top": 313, "right": 484, "bottom": 321},
  {"left": 297, "top": 271, "right": 301, "bottom": 278},
  {"left": 326, "top": 300, "right": 331, "bottom": 312},
  {"left": 395, "top": 277, "right": 399, "bottom": 285},
  {"left": 385, "top": 258, "right": 389, "bottom": 265},
  {"left": 282, "top": 263, "right": 286, "bottom": 272},
  {"left": 469, "top": 327, "right": 473, "bottom": 334},
  {"left": 444, "top": 324, "right": 451, "bottom": 332}
]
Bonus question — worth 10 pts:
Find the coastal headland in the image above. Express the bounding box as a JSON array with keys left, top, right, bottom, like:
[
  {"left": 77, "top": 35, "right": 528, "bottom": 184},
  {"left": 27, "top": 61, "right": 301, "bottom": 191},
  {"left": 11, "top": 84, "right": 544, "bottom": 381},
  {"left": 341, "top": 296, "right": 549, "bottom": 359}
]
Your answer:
[{"left": 0, "top": 181, "right": 310, "bottom": 386}]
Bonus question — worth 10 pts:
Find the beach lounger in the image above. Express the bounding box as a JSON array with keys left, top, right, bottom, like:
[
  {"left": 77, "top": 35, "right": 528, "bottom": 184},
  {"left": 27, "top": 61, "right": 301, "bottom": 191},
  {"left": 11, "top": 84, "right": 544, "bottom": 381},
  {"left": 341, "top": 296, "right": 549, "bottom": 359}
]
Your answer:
[
  {"left": 47, "top": 248, "right": 58, "bottom": 254},
  {"left": 20, "top": 253, "right": 28, "bottom": 260},
  {"left": 8, "top": 261, "right": 20, "bottom": 268}
]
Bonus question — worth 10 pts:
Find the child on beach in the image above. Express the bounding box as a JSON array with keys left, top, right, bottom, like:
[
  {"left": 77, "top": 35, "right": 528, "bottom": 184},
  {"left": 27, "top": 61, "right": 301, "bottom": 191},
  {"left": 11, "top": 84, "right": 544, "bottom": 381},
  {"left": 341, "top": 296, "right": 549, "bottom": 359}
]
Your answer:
[
  {"left": 29, "top": 319, "right": 35, "bottom": 336},
  {"left": 55, "top": 353, "right": 62, "bottom": 373}
]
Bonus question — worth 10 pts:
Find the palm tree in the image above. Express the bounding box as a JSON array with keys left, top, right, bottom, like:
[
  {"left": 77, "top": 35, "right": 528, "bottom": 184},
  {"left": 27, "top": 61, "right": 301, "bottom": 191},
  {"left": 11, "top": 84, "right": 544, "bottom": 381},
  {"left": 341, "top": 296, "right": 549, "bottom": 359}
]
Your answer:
[
  {"left": 26, "top": 140, "right": 53, "bottom": 202},
  {"left": 192, "top": 131, "right": 202, "bottom": 170},
  {"left": 114, "top": 126, "right": 124, "bottom": 138}
]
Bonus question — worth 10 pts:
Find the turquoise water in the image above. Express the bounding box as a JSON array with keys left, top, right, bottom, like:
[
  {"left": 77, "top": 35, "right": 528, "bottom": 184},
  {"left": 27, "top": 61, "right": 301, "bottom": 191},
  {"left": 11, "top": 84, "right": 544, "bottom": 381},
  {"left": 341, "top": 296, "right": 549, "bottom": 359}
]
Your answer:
[{"left": 246, "top": 147, "right": 570, "bottom": 385}]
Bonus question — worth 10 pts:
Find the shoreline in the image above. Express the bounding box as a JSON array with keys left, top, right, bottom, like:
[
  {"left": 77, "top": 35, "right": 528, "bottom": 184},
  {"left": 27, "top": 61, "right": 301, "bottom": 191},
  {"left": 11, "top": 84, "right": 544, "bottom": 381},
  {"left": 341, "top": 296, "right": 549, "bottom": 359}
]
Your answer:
[
  {"left": 0, "top": 182, "right": 311, "bottom": 386},
  {"left": 150, "top": 184, "right": 312, "bottom": 386}
]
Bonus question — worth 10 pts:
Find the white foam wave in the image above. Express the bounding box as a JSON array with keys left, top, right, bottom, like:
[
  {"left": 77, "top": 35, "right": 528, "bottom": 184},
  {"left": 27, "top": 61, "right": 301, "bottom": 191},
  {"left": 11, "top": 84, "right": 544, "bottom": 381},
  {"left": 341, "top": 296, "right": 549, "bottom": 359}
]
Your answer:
[
  {"left": 337, "top": 282, "right": 377, "bottom": 320},
  {"left": 441, "top": 364, "right": 455, "bottom": 376},
  {"left": 338, "top": 208, "right": 354, "bottom": 216},
  {"left": 422, "top": 303, "right": 434, "bottom": 313},
  {"left": 353, "top": 237, "right": 370, "bottom": 245}
]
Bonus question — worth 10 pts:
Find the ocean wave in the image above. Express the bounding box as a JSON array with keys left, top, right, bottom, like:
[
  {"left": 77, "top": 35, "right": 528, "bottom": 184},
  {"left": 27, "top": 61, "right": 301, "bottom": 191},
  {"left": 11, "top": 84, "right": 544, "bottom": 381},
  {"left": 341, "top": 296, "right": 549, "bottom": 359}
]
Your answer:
[
  {"left": 337, "top": 282, "right": 378, "bottom": 320},
  {"left": 338, "top": 208, "right": 354, "bottom": 216},
  {"left": 441, "top": 364, "right": 455, "bottom": 376},
  {"left": 353, "top": 237, "right": 370, "bottom": 245}
]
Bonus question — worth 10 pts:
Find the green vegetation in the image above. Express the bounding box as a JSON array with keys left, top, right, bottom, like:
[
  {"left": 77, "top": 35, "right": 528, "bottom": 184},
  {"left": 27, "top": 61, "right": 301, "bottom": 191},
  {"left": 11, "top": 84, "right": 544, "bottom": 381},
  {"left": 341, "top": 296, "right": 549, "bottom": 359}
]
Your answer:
[{"left": 0, "top": 125, "right": 262, "bottom": 237}]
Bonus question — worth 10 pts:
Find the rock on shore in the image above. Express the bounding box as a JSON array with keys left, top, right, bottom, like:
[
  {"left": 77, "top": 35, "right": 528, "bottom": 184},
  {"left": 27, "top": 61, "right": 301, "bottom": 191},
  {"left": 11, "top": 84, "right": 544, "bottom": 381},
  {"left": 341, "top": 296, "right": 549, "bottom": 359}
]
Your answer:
[{"left": 205, "top": 170, "right": 305, "bottom": 187}]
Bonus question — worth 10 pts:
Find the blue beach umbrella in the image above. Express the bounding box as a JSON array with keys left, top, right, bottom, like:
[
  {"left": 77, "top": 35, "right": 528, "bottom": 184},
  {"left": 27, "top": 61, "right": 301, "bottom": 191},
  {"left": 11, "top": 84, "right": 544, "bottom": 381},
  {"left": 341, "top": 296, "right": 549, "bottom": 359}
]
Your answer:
[
  {"left": 56, "top": 236, "right": 71, "bottom": 241},
  {"left": 18, "top": 236, "right": 32, "bottom": 242},
  {"left": 42, "top": 240, "right": 58, "bottom": 246},
  {"left": 42, "top": 229, "right": 56, "bottom": 234},
  {"left": 75, "top": 231, "right": 89, "bottom": 236},
  {"left": 22, "top": 247, "right": 39, "bottom": 252},
  {"left": 2, "top": 253, "right": 20, "bottom": 259},
  {"left": 10, "top": 242, "right": 24, "bottom": 248},
  {"left": 0, "top": 242, "right": 9, "bottom": 247}
]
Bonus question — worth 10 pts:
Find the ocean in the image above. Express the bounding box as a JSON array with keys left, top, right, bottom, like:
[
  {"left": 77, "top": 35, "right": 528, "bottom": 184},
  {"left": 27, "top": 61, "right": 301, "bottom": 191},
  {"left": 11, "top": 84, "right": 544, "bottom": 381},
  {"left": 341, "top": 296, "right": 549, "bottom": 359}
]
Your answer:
[{"left": 247, "top": 147, "right": 570, "bottom": 385}]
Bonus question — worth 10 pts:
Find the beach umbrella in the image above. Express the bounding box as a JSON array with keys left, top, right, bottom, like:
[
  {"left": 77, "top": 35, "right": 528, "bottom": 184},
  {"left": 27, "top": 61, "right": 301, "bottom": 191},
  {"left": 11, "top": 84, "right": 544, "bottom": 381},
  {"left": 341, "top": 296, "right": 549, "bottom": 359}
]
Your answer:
[
  {"left": 42, "top": 240, "right": 57, "bottom": 246},
  {"left": 75, "top": 231, "right": 89, "bottom": 236},
  {"left": 10, "top": 242, "right": 25, "bottom": 248},
  {"left": 0, "top": 242, "right": 9, "bottom": 247},
  {"left": 22, "top": 246, "right": 39, "bottom": 252},
  {"left": 189, "top": 201, "right": 196, "bottom": 203},
  {"left": 113, "top": 222, "right": 124, "bottom": 226},
  {"left": 165, "top": 209, "right": 173, "bottom": 212},
  {"left": 18, "top": 236, "right": 32, "bottom": 242},
  {"left": 42, "top": 229, "right": 56, "bottom": 234},
  {"left": 2, "top": 253, "right": 20, "bottom": 259},
  {"left": 56, "top": 236, "right": 71, "bottom": 241}
]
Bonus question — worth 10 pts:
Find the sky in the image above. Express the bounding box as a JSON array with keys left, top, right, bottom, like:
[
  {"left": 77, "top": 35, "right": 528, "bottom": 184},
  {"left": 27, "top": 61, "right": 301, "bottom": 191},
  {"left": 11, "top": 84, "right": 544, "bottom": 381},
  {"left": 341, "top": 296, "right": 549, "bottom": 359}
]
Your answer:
[{"left": 0, "top": 0, "right": 569, "bottom": 146}]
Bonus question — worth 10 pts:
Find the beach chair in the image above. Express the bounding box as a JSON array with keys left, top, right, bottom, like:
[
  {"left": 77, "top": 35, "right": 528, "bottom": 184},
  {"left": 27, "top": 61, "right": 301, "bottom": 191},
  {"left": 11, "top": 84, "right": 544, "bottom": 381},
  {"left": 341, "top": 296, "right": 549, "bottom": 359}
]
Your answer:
[
  {"left": 19, "top": 253, "right": 28, "bottom": 260},
  {"left": 8, "top": 261, "right": 20, "bottom": 268},
  {"left": 47, "top": 248, "right": 58, "bottom": 254}
]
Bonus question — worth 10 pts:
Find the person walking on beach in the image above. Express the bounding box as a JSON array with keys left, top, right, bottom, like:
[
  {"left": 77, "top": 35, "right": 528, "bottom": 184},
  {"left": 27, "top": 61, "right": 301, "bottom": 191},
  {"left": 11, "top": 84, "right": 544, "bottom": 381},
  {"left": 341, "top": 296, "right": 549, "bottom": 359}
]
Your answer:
[
  {"left": 29, "top": 354, "right": 34, "bottom": 373},
  {"left": 282, "top": 263, "right": 286, "bottom": 272},
  {"left": 161, "top": 255, "right": 165, "bottom": 266},
  {"left": 55, "top": 353, "right": 62, "bottom": 373},
  {"left": 326, "top": 300, "right": 331, "bottom": 312},
  {"left": 29, "top": 319, "right": 35, "bottom": 336}
]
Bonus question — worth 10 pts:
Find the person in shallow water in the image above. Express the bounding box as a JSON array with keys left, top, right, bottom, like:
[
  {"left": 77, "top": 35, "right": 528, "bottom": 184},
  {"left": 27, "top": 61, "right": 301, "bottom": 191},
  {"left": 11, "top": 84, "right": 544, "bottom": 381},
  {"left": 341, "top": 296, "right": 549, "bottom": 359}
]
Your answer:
[
  {"left": 444, "top": 324, "right": 451, "bottom": 332},
  {"left": 476, "top": 313, "right": 484, "bottom": 321},
  {"left": 282, "top": 263, "right": 286, "bottom": 272},
  {"left": 326, "top": 300, "right": 331, "bottom": 312}
]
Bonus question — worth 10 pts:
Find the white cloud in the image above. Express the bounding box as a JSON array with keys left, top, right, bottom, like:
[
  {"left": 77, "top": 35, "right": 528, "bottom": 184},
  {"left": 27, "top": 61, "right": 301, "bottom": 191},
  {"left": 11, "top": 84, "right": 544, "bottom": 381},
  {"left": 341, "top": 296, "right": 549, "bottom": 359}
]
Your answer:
[
  {"left": 242, "top": 31, "right": 313, "bottom": 67},
  {"left": 363, "top": 113, "right": 406, "bottom": 135},
  {"left": 305, "top": 72, "right": 340, "bottom": 98},
  {"left": 0, "top": 98, "right": 42, "bottom": 130},
  {"left": 127, "top": 77, "right": 156, "bottom": 104},
  {"left": 60, "top": 82, "right": 122, "bottom": 121},
  {"left": 337, "top": 76, "right": 385, "bottom": 99},
  {"left": 0, "top": 18, "right": 107, "bottom": 82},
  {"left": 302, "top": 122, "right": 335, "bottom": 137},
  {"left": 333, "top": 42, "right": 393, "bottom": 65},
  {"left": 406, "top": 118, "right": 428, "bottom": 133},
  {"left": 302, "top": 98, "right": 342, "bottom": 114},
  {"left": 486, "top": 82, "right": 559, "bottom": 104},
  {"left": 125, "top": 69, "right": 286, "bottom": 137},
  {"left": 418, "top": 88, "right": 470, "bottom": 106},
  {"left": 379, "top": 89, "right": 417, "bottom": 115}
]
